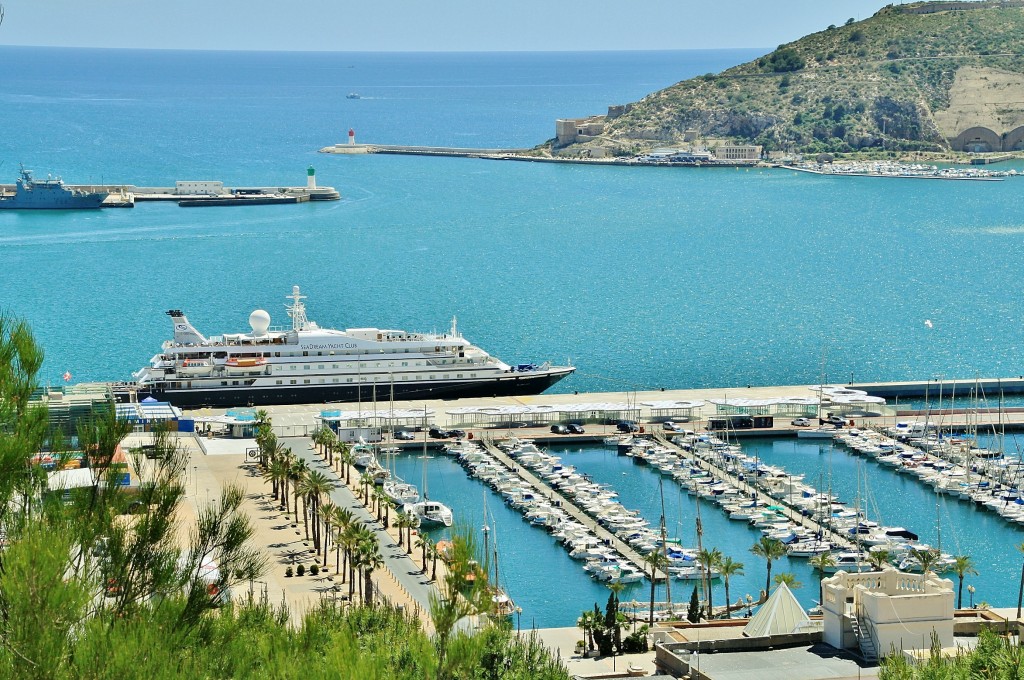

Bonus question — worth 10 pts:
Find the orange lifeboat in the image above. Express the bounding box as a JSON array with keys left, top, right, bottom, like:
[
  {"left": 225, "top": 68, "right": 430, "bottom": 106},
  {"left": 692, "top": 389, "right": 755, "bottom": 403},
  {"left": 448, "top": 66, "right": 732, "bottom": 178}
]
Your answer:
[{"left": 226, "top": 356, "right": 266, "bottom": 368}]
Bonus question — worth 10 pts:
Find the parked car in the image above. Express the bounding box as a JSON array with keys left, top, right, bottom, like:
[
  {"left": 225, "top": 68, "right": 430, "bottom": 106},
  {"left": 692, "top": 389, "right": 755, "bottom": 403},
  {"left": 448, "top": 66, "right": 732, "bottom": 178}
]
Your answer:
[
  {"left": 550, "top": 424, "right": 569, "bottom": 435},
  {"left": 566, "top": 423, "right": 585, "bottom": 434},
  {"left": 662, "top": 421, "right": 682, "bottom": 432},
  {"left": 428, "top": 427, "right": 450, "bottom": 439},
  {"left": 394, "top": 430, "right": 415, "bottom": 440},
  {"left": 791, "top": 418, "right": 811, "bottom": 427},
  {"left": 825, "top": 415, "right": 847, "bottom": 427},
  {"left": 616, "top": 421, "right": 639, "bottom": 433},
  {"left": 448, "top": 429, "right": 466, "bottom": 439}
]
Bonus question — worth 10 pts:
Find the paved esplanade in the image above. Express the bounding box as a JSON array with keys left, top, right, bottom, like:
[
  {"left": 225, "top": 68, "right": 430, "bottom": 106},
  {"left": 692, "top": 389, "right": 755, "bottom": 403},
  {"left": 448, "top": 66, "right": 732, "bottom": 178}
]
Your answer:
[{"left": 282, "top": 437, "right": 440, "bottom": 613}]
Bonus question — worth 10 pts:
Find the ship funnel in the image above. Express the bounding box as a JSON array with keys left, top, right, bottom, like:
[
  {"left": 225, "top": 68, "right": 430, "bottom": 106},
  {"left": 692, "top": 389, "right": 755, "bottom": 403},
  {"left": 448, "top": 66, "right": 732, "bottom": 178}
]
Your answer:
[{"left": 166, "top": 310, "right": 208, "bottom": 345}]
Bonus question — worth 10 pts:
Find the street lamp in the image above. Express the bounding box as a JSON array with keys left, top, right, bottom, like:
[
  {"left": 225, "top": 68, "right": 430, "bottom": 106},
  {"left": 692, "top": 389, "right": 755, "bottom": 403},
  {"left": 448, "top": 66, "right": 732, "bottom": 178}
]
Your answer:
[
  {"left": 968, "top": 585, "right": 976, "bottom": 609},
  {"left": 515, "top": 606, "right": 522, "bottom": 634}
]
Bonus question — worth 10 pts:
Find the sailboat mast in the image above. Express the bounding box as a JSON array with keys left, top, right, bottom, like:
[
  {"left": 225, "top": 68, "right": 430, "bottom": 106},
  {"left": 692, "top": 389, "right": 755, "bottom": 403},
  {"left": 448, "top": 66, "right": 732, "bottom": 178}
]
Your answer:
[{"left": 659, "top": 476, "right": 671, "bottom": 608}]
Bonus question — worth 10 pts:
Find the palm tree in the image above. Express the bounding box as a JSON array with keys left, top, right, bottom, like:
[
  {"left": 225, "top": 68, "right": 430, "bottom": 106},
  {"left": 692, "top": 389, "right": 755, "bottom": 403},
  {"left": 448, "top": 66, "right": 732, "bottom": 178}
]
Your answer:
[
  {"left": 338, "top": 442, "right": 353, "bottom": 483},
  {"left": 643, "top": 551, "right": 668, "bottom": 625},
  {"left": 329, "top": 506, "right": 352, "bottom": 575},
  {"left": 415, "top": 533, "right": 432, "bottom": 572},
  {"left": 1018, "top": 542, "right": 1024, "bottom": 620},
  {"left": 430, "top": 541, "right": 439, "bottom": 581},
  {"left": 717, "top": 556, "right": 744, "bottom": 619},
  {"left": 867, "top": 548, "right": 891, "bottom": 571},
  {"left": 289, "top": 457, "right": 308, "bottom": 524},
  {"left": 359, "top": 472, "right": 374, "bottom": 503},
  {"left": 910, "top": 547, "right": 940, "bottom": 575},
  {"left": 262, "top": 457, "right": 290, "bottom": 504},
  {"left": 809, "top": 550, "right": 836, "bottom": 606},
  {"left": 300, "top": 470, "right": 334, "bottom": 552},
  {"left": 318, "top": 501, "right": 337, "bottom": 564},
  {"left": 952, "top": 555, "right": 977, "bottom": 609},
  {"left": 773, "top": 572, "right": 802, "bottom": 590},
  {"left": 394, "top": 513, "right": 410, "bottom": 548},
  {"left": 750, "top": 536, "right": 787, "bottom": 597},
  {"left": 359, "top": 538, "right": 384, "bottom": 606},
  {"left": 697, "top": 547, "right": 722, "bottom": 619},
  {"left": 577, "top": 609, "right": 599, "bottom": 653},
  {"left": 342, "top": 523, "right": 362, "bottom": 596}
]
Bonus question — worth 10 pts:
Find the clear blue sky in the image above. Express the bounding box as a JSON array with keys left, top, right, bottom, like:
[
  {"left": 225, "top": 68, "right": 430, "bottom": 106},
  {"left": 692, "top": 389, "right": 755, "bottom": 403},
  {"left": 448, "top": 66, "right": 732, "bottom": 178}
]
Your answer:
[{"left": 1, "top": 1, "right": 909, "bottom": 51}]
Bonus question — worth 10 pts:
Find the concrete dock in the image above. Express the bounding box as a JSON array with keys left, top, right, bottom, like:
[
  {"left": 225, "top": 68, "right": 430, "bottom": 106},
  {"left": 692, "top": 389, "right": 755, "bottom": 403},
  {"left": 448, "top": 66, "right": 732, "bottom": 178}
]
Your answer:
[
  {"left": 478, "top": 438, "right": 667, "bottom": 580},
  {"left": 652, "top": 432, "right": 856, "bottom": 552},
  {"left": 177, "top": 376, "right": 1024, "bottom": 441}
]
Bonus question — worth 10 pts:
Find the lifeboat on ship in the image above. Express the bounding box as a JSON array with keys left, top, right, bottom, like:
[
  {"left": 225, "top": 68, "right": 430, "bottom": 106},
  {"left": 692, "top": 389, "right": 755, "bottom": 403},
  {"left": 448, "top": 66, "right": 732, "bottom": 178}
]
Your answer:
[
  {"left": 224, "top": 356, "right": 267, "bottom": 374},
  {"left": 178, "top": 359, "right": 213, "bottom": 376}
]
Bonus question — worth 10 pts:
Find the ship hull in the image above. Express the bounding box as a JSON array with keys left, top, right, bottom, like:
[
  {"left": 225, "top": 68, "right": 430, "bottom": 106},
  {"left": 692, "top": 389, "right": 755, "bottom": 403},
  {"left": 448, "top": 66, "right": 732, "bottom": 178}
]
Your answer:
[{"left": 122, "top": 369, "right": 573, "bottom": 409}]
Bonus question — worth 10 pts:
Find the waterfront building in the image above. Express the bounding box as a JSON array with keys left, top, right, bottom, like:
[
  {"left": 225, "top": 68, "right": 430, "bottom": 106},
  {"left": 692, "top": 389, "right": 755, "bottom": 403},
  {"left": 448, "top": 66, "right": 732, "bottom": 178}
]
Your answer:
[
  {"left": 712, "top": 144, "right": 762, "bottom": 161},
  {"left": 822, "top": 569, "right": 954, "bottom": 660}
]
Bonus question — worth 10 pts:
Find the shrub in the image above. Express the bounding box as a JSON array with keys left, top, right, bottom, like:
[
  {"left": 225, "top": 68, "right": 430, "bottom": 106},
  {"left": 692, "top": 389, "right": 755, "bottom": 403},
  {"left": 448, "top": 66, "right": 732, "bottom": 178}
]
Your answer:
[
  {"left": 767, "top": 48, "right": 805, "bottom": 73},
  {"left": 310, "top": 564, "right": 320, "bottom": 576},
  {"left": 285, "top": 566, "right": 294, "bottom": 578},
  {"left": 622, "top": 628, "right": 649, "bottom": 654},
  {"left": 849, "top": 29, "right": 864, "bottom": 43},
  {"left": 297, "top": 564, "right": 306, "bottom": 577}
]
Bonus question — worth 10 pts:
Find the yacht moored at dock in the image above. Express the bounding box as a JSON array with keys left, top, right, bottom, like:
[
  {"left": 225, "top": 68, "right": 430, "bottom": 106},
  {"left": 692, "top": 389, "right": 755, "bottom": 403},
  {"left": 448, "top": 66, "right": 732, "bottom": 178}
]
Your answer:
[{"left": 126, "top": 286, "right": 575, "bottom": 408}]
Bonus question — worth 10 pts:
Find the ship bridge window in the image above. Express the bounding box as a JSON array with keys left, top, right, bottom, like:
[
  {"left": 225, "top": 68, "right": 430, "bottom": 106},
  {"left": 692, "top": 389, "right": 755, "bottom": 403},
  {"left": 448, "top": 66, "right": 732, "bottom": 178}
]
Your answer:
[
  {"left": 290, "top": 380, "right": 297, "bottom": 385},
  {"left": 347, "top": 378, "right": 353, "bottom": 383},
  {"left": 318, "top": 364, "right": 324, "bottom": 369},
  {"left": 317, "top": 352, "right": 323, "bottom": 356},
  {"left": 304, "top": 366, "right": 310, "bottom": 370},
  {"left": 304, "top": 379, "right": 310, "bottom": 384},
  {"left": 402, "top": 362, "right": 408, "bottom": 367},
  {"left": 276, "top": 380, "right": 282, "bottom": 385},
  {"left": 275, "top": 352, "right": 281, "bottom": 358},
  {"left": 303, "top": 351, "right": 309, "bottom": 357}
]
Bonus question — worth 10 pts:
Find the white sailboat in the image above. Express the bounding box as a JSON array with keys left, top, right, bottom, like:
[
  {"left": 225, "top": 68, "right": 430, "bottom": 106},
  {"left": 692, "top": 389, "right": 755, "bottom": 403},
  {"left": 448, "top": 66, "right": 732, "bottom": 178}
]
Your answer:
[
  {"left": 403, "top": 408, "right": 453, "bottom": 528},
  {"left": 483, "top": 494, "right": 515, "bottom": 617}
]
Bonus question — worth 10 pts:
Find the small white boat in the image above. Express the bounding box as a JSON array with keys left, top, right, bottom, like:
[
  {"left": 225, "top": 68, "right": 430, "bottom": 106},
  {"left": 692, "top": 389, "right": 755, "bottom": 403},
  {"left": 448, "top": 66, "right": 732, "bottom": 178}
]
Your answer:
[
  {"left": 797, "top": 427, "right": 837, "bottom": 439},
  {"left": 403, "top": 500, "right": 453, "bottom": 528}
]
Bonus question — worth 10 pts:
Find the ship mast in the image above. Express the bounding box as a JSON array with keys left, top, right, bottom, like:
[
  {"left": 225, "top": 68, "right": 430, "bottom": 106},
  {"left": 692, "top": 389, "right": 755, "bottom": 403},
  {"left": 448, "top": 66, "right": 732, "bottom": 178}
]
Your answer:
[{"left": 285, "top": 285, "right": 309, "bottom": 331}]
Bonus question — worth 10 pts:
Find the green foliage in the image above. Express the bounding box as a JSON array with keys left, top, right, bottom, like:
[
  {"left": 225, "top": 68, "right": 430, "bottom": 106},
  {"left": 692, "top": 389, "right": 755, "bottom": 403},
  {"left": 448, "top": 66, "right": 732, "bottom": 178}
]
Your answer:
[
  {"left": 687, "top": 586, "right": 700, "bottom": 623},
  {"left": 766, "top": 48, "right": 806, "bottom": 73},
  {"left": 879, "top": 629, "right": 1024, "bottom": 680},
  {"left": 0, "top": 318, "right": 570, "bottom": 680},
  {"left": 594, "top": 2, "right": 1024, "bottom": 154}
]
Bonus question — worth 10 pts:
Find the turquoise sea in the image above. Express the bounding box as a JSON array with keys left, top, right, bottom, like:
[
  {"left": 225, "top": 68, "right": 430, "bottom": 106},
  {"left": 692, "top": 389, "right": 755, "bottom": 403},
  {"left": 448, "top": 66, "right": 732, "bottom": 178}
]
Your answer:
[
  {"left": 3, "top": 46, "right": 1024, "bottom": 393},
  {"left": 4, "top": 46, "right": 1024, "bottom": 626}
]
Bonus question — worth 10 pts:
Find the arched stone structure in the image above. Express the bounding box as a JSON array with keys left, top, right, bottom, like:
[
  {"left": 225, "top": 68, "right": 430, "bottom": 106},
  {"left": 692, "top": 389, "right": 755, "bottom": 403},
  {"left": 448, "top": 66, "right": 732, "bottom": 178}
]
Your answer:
[
  {"left": 950, "top": 126, "right": 1001, "bottom": 152},
  {"left": 1003, "top": 126, "right": 1024, "bottom": 151}
]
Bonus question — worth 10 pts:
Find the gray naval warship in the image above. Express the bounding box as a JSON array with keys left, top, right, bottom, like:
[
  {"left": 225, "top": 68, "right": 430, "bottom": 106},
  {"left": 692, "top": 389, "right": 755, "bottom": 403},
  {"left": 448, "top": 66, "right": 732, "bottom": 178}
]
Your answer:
[{"left": 0, "top": 166, "right": 108, "bottom": 209}]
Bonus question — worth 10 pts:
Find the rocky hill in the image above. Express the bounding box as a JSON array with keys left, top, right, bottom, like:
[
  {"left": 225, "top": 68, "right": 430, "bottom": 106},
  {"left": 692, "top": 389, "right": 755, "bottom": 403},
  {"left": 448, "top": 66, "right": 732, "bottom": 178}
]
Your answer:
[{"left": 556, "top": 1, "right": 1024, "bottom": 156}]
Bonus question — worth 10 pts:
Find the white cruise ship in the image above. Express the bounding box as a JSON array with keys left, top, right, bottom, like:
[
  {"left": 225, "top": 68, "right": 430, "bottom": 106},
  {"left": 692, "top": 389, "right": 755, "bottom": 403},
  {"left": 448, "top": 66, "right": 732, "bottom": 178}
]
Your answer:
[{"left": 128, "top": 286, "right": 574, "bottom": 408}]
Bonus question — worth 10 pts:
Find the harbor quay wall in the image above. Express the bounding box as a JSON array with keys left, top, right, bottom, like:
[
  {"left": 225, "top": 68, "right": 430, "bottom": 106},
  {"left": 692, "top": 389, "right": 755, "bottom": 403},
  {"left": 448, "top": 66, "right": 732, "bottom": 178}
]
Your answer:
[{"left": 177, "top": 376, "right": 1024, "bottom": 440}]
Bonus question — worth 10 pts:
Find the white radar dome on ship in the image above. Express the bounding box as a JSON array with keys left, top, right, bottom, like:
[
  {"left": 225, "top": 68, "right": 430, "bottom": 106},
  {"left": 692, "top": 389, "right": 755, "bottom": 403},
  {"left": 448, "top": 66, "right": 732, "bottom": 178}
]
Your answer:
[{"left": 249, "top": 309, "right": 271, "bottom": 336}]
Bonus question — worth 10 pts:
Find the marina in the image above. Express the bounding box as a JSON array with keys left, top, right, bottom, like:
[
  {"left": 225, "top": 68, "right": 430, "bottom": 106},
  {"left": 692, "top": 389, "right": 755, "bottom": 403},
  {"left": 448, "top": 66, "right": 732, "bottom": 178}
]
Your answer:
[{"left": 170, "top": 375, "right": 1024, "bottom": 626}]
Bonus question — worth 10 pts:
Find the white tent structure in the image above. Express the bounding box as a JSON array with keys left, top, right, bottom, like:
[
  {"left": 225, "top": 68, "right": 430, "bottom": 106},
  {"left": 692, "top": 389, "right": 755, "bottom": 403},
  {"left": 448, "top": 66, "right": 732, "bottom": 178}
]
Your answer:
[{"left": 742, "top": 582, "right": 816, "bottom": 638}]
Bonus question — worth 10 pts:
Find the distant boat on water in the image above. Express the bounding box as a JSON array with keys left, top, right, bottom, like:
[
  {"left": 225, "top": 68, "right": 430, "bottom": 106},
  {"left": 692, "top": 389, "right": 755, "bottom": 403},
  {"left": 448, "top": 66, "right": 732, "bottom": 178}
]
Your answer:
[
  {"left": 346, "top": 92, "right": 361, "bottom": 99},
  {"left": 0, "top": 165, "right": 108, "bottom": 210}
]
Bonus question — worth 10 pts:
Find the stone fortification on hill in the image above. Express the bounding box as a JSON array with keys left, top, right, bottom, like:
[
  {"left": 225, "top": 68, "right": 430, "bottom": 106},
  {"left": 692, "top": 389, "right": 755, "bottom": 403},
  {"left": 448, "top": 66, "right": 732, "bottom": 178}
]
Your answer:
[{"left": 550, "top": 0, "right": 1024, "bottom": 157}]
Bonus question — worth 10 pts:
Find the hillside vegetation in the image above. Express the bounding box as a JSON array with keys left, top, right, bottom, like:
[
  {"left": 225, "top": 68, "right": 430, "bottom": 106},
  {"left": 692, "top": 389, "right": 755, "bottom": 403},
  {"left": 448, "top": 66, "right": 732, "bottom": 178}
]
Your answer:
[{"left": 574, "top": 1, "right": 1024, "bottom": 155}]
